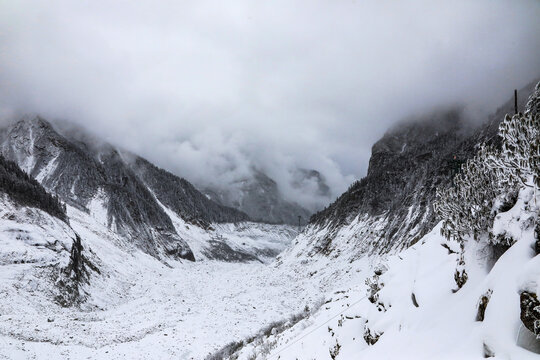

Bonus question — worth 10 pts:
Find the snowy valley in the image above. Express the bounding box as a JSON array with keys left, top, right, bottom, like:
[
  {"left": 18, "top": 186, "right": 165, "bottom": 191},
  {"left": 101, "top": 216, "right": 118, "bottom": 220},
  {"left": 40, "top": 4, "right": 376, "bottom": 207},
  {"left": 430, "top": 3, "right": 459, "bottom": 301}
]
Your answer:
[{"left": 1, "top": 81, "right": 540, "bottom": 360}]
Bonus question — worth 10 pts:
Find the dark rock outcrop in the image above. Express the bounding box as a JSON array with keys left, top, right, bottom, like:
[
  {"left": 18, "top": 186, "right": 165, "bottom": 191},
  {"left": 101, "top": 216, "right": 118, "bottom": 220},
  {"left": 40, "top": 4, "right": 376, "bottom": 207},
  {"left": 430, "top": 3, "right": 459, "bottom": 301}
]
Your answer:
[
  {"left": 56, "top": 234, "right": 100, "bottom": 307},
  {"left": 520, "top": 291, "right": 540, "bottom": 337},
  {"left": 129, "top": 156, "right": 249, "bottom": 227},
  {"left": 476, "top": 290, "right": 493, "bottom": 322}
]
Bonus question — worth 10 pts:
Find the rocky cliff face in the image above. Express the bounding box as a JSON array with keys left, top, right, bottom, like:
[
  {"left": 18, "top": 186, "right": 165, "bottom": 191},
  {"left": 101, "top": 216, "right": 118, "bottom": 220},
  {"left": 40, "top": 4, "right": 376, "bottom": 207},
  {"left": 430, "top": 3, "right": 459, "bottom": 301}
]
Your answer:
[
  {"left": 128, "top": 156, "right": 249, "bottom": 228},
  {"left": 0, "top": 117, "right": 248, "bottom": 261},
  {"left": 299, "top": 80, "right": 538, "bottom": 259}
]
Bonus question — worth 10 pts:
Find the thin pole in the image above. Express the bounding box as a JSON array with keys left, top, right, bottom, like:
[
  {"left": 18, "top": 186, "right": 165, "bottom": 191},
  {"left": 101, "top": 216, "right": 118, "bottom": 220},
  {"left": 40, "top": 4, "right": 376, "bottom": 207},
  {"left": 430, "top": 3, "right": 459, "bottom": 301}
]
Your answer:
[{"left": 514, "top": 89, "right": 518, "bottom": 114}]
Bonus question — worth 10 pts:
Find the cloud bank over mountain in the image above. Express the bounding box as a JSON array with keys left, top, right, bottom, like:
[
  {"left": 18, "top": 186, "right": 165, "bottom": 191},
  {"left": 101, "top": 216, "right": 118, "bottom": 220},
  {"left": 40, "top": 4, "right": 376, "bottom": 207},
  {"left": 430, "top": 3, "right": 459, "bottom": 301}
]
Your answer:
[{"left": 0, "top": 0, "right": 539, "bottom": 210}]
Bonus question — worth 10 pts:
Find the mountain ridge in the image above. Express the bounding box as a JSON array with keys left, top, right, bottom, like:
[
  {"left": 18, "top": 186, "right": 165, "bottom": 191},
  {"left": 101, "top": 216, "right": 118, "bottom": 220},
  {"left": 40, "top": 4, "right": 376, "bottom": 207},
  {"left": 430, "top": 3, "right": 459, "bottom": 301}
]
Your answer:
[
  {"left": 304, "top": 80, "right": 538, "bottom": 258},
  {"left": 0, "top": 116, "right": 253, "bottom": 261}
]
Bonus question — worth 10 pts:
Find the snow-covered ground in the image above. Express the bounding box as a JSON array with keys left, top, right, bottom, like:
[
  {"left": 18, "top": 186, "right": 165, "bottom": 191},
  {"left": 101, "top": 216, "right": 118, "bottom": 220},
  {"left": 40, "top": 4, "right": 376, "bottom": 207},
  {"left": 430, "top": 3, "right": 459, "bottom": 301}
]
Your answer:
[
  {"left": 0, "top": 259, "right": 317, "bottom": 359},
  {"left": 1, "top": 184, "right": 539, "bottom": 359},
  {"left": 0, "top": 197, "right": 318, "bottom": 359},
  {"left": 229, "top": 186, "right": 540, "bottom": 360}
]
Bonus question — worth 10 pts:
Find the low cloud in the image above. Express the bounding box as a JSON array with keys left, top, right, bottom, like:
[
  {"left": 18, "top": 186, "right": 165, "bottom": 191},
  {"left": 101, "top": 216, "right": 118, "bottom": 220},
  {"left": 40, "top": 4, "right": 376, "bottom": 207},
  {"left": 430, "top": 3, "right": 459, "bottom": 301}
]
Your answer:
[{"left": 0, "top": 0, "right": 539, "bottom": 210}]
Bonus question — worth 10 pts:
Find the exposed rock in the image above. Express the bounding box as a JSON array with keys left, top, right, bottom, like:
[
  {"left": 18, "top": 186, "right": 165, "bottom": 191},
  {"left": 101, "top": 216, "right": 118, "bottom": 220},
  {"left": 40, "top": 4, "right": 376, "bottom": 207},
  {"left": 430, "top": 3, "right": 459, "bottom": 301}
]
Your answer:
[
  {"left": 363, "top": 325, "right": 382, "bottom": 345},
  {"left": 520, "top": 291, "right": 540, "bottom": 337},
  {"left": 56, "top": 234, "right": 99, "bottom": 307},
  {"left": 411, "top": 292, "right": 419, "bottom": 308},
  {"left": 483, "top": 343, "right": 495, "bottom": 358},
  {"left": 476, "top": 290, "right": 493, "bottom": 322}
]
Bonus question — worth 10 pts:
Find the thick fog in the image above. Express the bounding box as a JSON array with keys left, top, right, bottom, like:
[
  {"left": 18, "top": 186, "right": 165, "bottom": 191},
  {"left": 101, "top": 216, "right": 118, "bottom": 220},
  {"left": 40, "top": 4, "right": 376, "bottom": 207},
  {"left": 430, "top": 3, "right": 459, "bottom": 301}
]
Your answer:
[{"left": 1, "top": 0, "right": 539, "bottom": 210}]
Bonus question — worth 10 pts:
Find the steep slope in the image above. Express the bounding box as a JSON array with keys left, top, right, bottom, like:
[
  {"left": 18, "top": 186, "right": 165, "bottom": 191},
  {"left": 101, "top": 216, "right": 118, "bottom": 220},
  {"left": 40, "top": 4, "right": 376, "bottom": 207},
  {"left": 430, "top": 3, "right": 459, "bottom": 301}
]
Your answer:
[
  {"left": 203, "top": 169, "right": 312, "bottom": 225},
  {"left": 229, "top": 210, "right": 540, "bottom": 359},
  {"left": 0, "top": 117, "right": 258, "bottom": 262},
  {"left": 300, "top": 80, "right": 538, "bottom": 261},
  {"left": 214, "top": 81, "right": 540, "bottom": 360},
  {"left": 128, "top": 156, "right": 249, "bottom": 228},
  {"left": 0, "top": 153, "right": 66, "bottom": 221},
  {"left": 0, "top": 164, "right": 96, "bottom": 309},
  {"left": 0, "top": 116, "right": 194, "bottom": 260}
]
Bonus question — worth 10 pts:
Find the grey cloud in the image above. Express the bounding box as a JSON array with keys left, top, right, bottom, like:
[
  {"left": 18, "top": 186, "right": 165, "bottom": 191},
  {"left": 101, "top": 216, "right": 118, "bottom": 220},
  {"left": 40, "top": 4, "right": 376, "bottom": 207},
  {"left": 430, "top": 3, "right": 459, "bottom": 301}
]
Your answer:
[{"left": 0, "top": 0, "right": 539, "bottom": 210}]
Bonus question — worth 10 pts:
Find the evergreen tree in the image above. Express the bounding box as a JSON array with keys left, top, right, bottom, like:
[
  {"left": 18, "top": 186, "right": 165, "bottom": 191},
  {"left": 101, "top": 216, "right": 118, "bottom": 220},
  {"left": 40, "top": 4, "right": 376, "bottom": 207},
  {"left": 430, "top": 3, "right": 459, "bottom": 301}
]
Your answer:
[
  {"left": 434, "top": 145, "right": 499, "bottom": 242},
  {"left": 435, "top": 81, "right": 540, "bottom": 245}
]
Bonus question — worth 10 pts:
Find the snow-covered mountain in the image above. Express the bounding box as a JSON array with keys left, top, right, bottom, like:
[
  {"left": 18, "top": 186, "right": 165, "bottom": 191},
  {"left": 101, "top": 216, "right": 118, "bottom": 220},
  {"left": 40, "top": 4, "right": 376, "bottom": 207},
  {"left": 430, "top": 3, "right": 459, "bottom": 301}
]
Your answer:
[
  {"left": 0, "top": 117, "right": 297, "bottom": 263},
  {"left": 209, "top": 80, "right": 540, "bottom": 359},
  {"left": 291, "top": 80, "right": 539, "bottom": 265},
  {"left": 201, "top": 169, "right": 314, "bottom": 226},
  {"left": 1, "top": 81, "right": 539, "bottom": 360},
  {"left": 0, "top": 153, "right": 306, "bottom": 358}
]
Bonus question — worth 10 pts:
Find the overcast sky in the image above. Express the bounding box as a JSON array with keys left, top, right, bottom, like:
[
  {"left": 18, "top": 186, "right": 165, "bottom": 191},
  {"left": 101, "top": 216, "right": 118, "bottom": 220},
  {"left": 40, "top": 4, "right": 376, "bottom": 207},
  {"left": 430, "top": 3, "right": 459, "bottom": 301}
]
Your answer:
[{"left": 1, "top": 0, "right": 539, "bottom": 210}]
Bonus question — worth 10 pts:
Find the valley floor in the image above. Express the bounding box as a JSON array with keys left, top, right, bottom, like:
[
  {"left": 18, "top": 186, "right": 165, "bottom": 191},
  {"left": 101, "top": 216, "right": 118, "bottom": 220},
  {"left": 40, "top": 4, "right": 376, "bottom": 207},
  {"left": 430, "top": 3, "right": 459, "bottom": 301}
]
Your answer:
[
  {"left": 1, "top": 188, "right": 540, "bottom": 360},
  {"left": 0, "top": 200, "right": 321, "bottom": 360},
  {"left": 0, "top": 258, "right": 320, "bottom": 360}
]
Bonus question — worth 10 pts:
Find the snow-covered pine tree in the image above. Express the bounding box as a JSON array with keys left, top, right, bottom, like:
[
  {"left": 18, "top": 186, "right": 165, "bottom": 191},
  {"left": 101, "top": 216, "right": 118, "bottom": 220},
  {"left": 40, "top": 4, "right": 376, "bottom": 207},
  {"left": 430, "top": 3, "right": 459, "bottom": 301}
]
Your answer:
[
  {"left": 435, "top": 81, "right": 540, "bottom": 245},
  {"left": 434, "top": 144, "right": 499, "bottom": 242},
  {"left": 493, "top": 86, "right": 540, "bottom": 190}
]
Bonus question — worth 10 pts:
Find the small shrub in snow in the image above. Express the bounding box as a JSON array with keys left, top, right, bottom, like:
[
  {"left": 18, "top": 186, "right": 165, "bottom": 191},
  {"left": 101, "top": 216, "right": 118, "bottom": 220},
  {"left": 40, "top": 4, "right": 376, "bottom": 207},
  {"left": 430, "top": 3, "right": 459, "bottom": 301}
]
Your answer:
[
  {"left": 329, "top": 340, "right": 341, "bottom": 359},
  {"left": 205, "top": 341, "right": 244, "bottom": 360},
  {"left": 363, "top": 325, "right": 382, "bottom": 345},
  {"left": 365, "top": 273, "right": 383, "bottom": 304},
  {"left": 453, "top": 268, "right": 468, "bottom": 292}
]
